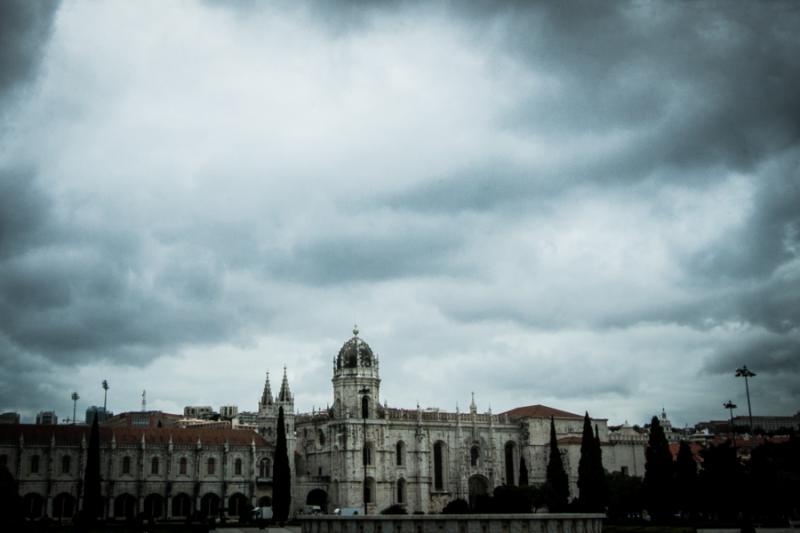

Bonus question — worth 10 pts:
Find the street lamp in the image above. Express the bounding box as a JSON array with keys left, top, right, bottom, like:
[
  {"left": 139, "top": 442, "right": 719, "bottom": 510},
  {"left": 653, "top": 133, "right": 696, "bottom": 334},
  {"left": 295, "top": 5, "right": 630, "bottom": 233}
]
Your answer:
[
  {"left": 359, "top": 387, "right": 370, "bottom": 514},
  {"left": 735, "top": 366, "right": 756, "bottom": 433},
  {"left": 71, "top": 392, "right": 80, "bottom": 425},
  {"left": 102, "top": 380, "right": 109, "bottom": 415},
  {"left": 723, "top": 400, "right": 737, "bottom": 445}
]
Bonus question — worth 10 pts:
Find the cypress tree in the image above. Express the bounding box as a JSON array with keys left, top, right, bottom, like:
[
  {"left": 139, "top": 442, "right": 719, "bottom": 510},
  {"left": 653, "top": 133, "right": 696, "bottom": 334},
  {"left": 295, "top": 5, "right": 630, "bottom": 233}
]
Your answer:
[
  {"left": 81, "top": 412, "right": 103, "bottom": 524},
  {"left": 578, "top": 412, "right": 596, "bottom": 510},
  {"left": 643, "top": 416, "right": 674, "bottom": 522},
  {"left": 519, "top": 455, "right": 529, "bottom": 486},
  {"left": 272, "top": 406, "right": 291, "bottom": 522},
  {"left": 577, "top": 414, "right": 608, "bottom": 512},
  {"left": 544, "top": 416, "right": 569, "bottom": 512},
  {"left": 0, "top": 464, "right": 21, "bottom": 526},
  {"left": 674, "top": 441, "right": 696, "bottom": 518}
]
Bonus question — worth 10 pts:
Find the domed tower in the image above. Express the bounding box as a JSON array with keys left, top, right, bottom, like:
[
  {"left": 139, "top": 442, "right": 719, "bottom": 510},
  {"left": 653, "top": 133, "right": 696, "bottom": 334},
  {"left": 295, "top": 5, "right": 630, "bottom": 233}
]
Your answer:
[{"left": 332, "top": 325, "right": 381, "bottom": 419}]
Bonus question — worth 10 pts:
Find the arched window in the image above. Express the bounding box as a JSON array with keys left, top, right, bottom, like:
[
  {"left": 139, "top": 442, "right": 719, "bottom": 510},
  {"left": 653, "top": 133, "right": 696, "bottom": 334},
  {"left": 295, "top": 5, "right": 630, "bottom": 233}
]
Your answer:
[
  {"left": 259, "top": 458, "right": 271, "bottom": 478},
  {"left": 318, "top": 429, "right": 326, "bottom": 446},
  {"left": 433, "top": 441, "right": 446, "bottom": 490},
  {"left": 23, "top": 493, "right": 44, "bottom": 519},
  {"left": 396, "top": 441, "right": 405, "bottom": 466},
  {"left": 363, "top": 442, "right": 373, "bottom": 466},
  {"left": 504, "top": 441, "right": 515, "bottom": 486},
  {"left": 397, "top": 478, "right": 406, "bottom": 504},
  {"left": 179, "top": 457, "right": 187, "bottom": 475},
  {"left": 151, "top": 456, "right": 159, "bottom": 475},
  {"left": 122, "top": 456, "right": 131, "bottom": 475},
  {"left": 471, "top": 445, "right": 480, "bottom": 467},
  {"left": 30, "top": 454, "right": 40, "bottom": 474},
  {"left": 207, "top": 457, "right": 216, "bottom": 475},
  {"left": 172, "top": 493, "right": 192, "bottom": 517},
  {"left": 234, "top": 458, "right": 242, "bottom": 476},
  {"left": 361, "top": 395, "right": 369, "bottom": 419},
  {"left": 52, "top": 493, "right": 75, "bottom": 518},
  {"left": 61, "top": 455, "right": 71, "bottom": 474}
]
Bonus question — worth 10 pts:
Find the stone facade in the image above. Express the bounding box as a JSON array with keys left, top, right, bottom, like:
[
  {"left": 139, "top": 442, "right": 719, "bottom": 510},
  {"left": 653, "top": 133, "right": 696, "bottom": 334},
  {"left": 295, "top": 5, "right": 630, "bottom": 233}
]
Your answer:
[
  {"left": 0, "top": 425, "right": 274, "bottom": 520},
  {"left": 292, "top": 328, "right": 646, "bottom": 514}
]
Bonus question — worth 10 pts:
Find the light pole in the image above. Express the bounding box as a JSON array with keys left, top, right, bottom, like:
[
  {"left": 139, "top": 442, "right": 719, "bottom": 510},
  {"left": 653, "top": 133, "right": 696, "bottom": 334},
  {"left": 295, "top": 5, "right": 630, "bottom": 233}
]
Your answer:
[
  {"left": 71, "top": 392, "right": 80, "bottom": 425},
  {"left": 102, "top": 380, "right": 109, "bottom": 415},
  {"left": 723, "top": 400, "right": 737, "bottom": 446},
  {"left": 735, "top": 366, "right": 756, "bottom": 433},
  {"left": 359, "top": 387, "right": 370, "bottom": 514}
]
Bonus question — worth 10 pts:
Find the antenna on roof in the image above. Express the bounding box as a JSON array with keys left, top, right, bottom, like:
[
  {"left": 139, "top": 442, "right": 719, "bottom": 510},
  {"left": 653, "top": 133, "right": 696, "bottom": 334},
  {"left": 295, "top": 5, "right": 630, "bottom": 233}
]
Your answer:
[{"left": 142, "top": 390, "right": 147, "bottom": 412}]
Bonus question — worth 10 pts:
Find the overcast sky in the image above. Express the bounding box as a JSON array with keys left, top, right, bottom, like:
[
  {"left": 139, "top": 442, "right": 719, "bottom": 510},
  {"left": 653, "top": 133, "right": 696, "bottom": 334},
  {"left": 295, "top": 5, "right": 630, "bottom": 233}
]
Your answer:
[{"left": 1, "top": 1, "right": 798, "bottom": 427}]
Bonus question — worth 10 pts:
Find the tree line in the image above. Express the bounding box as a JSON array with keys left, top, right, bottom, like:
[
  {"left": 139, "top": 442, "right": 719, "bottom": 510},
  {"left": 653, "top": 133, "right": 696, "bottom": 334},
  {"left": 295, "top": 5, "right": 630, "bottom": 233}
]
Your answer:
[{"left": 441, "top": 413, "right": 800, "bottom": 525}]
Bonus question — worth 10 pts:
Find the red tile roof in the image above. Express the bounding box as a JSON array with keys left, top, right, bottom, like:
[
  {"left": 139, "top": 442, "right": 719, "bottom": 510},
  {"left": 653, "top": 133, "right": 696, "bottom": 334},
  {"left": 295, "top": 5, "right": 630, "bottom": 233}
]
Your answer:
[
  {"left": 668, "top": 441, "right": 704, "bottom": 462},
  {"left": 501, "top": 404, "right": 583, "bottom": 420},
  {"left": 0, "top": 424, "right": 268, "bottom": 447}
]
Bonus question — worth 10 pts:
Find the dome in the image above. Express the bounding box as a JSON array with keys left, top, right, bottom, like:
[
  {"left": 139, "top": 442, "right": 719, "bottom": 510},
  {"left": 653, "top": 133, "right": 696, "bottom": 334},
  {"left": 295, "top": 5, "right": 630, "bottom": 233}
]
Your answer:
[{"left": 336, "top": 326, "right": 375, "bottom": 368}]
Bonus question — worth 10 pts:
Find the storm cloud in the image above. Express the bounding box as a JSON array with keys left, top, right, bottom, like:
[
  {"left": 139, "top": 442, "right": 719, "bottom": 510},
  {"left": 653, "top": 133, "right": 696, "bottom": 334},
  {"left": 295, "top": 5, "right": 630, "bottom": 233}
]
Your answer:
[{"left": 1, "top": 0, "right": 798, "bottom": 426}]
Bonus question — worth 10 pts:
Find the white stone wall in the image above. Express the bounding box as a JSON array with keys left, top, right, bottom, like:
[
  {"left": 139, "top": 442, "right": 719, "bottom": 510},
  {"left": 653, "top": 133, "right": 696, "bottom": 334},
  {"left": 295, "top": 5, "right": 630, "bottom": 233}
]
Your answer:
[{"left": 293, "top": 407, "right": 644, "bottom": 514}]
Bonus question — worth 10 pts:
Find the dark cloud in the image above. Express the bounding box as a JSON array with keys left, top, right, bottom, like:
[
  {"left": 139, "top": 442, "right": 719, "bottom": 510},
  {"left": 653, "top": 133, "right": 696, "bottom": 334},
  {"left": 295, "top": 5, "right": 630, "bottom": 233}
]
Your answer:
[
  {"left": 0, "top": 169, "right": 52, "bottom": 258},
  {"left": 0, "top": 1, "right": 60, "bottom": 102},
  {"left": 266, "top": 224, "right": 468, "bottom": 285},
  {"left": 704, "top": 332, "right": 800, "bottom": 376},
  {"left": 689, "top": 151, "right": 800, "bottom": 280},
  {"left": 0, "top": 180, "right": 255, "bottom": 367},
  {"left": 491, "top": 2, "right": 800, "bottom": 176}
]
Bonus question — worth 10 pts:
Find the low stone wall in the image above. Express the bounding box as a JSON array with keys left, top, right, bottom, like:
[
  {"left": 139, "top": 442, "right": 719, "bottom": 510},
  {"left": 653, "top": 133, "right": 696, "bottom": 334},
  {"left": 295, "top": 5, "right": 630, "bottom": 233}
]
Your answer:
[{"left": 301, "top": 513, "right": 604, "bottom": 533}]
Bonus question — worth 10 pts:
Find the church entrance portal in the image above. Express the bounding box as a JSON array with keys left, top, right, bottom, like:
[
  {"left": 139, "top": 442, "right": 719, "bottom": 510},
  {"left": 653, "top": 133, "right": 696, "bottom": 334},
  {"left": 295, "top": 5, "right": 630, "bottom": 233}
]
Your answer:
[
  {"left": 306, "top": 488, "right": 328, "bottom": 513},
  {"left": 468, "top": 475, "right": 490, "bottom": 511}
]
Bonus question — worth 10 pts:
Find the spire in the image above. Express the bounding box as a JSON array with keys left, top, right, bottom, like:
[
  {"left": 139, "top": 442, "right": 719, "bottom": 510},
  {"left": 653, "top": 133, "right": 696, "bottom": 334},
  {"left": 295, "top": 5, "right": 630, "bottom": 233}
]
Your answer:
[
  {"left": 260, "top": 372, "right": 273, "bottom": 407},
  {"left": 278, "top": 366, "right": 292, "bottom": 402},
  {"left": 469, "top": 392, "right": 477, "bottom": 414}
]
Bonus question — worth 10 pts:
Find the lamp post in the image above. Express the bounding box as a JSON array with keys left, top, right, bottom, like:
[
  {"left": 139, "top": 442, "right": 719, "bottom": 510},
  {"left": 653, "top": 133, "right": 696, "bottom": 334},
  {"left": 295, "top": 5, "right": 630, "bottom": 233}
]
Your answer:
[
  {"left": 723, "top": 400, "right": 737, "bottom": 446},
  {"left": 735, "top": 366, "right": 756, "bottom": 433},
  {"left": 71, "top": 392, "right": 80, "bottom": 425},
  {"left": 359, "top": 387, "right": 370, "bottom": 514},
  {"left": 102, "top": 380, "right": 109, "bottom": 415}
]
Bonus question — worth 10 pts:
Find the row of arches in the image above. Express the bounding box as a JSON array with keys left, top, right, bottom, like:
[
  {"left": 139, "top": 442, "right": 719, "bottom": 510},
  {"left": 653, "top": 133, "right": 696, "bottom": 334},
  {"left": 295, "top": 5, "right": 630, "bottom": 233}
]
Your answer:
[{"left": 19, "top": 492, "right": 253, "bottom": 520}]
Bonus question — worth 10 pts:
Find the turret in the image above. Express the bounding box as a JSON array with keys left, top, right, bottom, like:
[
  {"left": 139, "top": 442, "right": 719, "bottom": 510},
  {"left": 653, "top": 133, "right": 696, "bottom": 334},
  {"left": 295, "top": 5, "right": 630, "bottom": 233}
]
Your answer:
[
  {"left": 278, "top": 367, "right": 292, "bottom": 403},
  {"left": 332, "top": 325, "right": 381, "bottom": 419},
  {"left": 259, "top": 372, "right": 273, "bottom": 412}
]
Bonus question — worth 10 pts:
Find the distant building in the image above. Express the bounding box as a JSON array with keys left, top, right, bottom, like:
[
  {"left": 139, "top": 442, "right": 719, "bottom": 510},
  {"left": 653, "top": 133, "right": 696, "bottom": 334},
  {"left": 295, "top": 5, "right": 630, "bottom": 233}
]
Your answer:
[
  {"left": 84, "top": 406, "right": 113, "bottom": 424},
  {"left": 232, "top": 411, "right": 259, "bottom": 432},
  {"left": 183, "top": 406, "right": 215, "bottom": 419},
  {"left": 103, "top": 411, "right": 182, "bottom": 428},
  {"left": 220, "top": 405, "right": 238, "bottom": 419},
  {"left": 177, "top": 418, "right": 232, "bottom": 430},
  {"left": 695, "top": 413, "right": 800, "bottom": 435},
  {"left": 35, "top": 411, "right": 58, "bottom": 425},
  {"left": 0, "top": 412, "right": 20, "bottom": 424},
  {"left": 732, "top": 414, "right": 799, "bottom": 433}
]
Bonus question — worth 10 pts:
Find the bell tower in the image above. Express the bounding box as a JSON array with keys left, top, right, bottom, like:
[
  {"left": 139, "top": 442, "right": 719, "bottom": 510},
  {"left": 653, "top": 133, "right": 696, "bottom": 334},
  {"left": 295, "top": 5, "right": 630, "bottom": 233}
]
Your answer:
[{"left": 332, "top": 325, "right": 381, "bottom": 419}]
